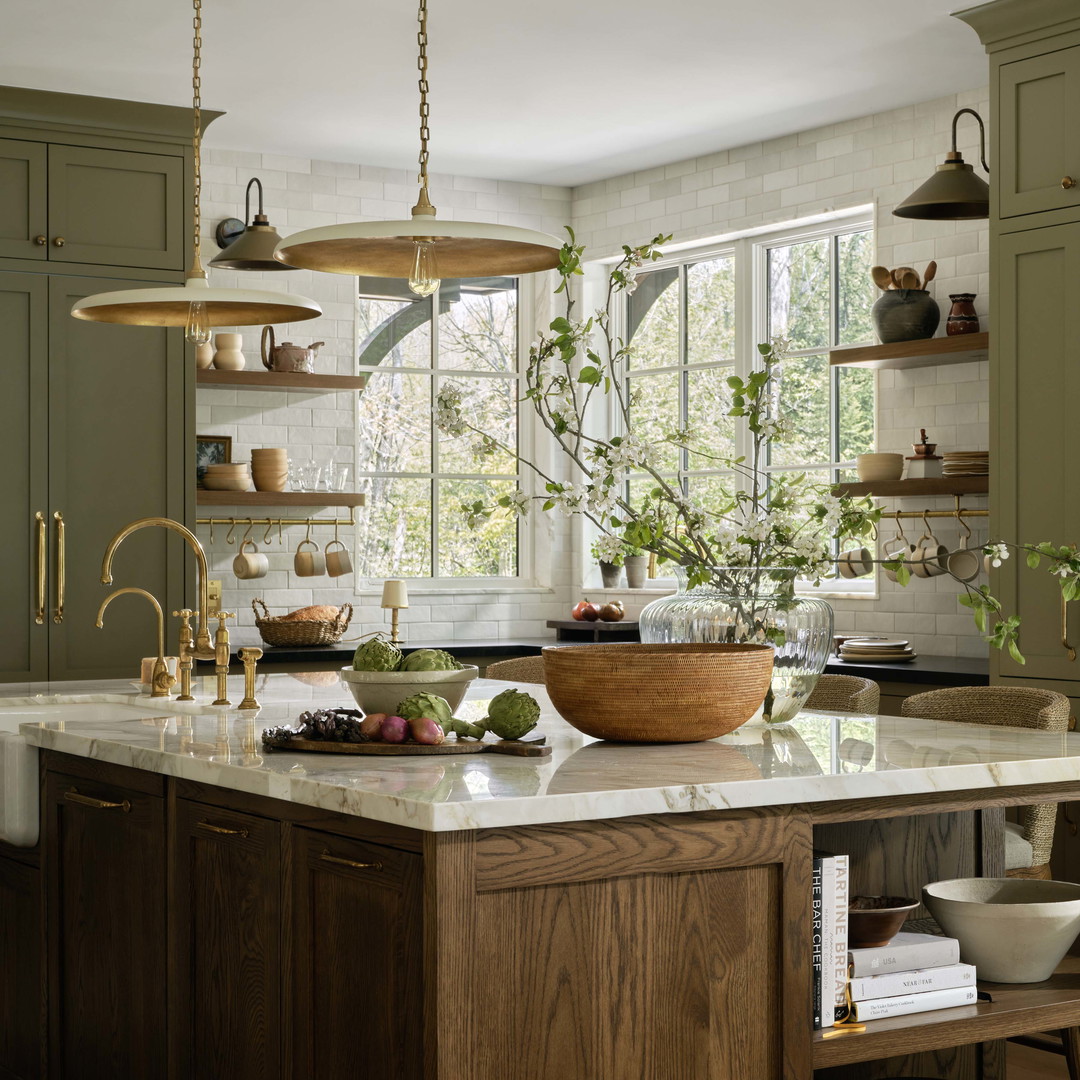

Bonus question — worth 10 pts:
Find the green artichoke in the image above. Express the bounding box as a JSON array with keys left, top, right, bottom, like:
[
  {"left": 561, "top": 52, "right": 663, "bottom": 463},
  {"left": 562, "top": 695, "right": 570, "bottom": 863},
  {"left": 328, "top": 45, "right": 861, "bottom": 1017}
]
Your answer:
[
  {"left": 482, "top": 688, "right": 540, "bottom": 741},
  {"left": 352, "top": 637, "right": 404, "bottom": 672},
  {"left": 400, "top": 648, "right": 463, "bottom": 672},
  {"left": 396, "top": 692, "right": 454, "bottom": 727}
]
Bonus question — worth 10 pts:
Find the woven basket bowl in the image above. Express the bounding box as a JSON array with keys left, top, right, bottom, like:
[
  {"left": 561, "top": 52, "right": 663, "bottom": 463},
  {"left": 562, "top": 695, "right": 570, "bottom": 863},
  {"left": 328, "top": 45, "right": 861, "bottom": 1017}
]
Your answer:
[
  {"left": 252, "top": 599, "right": 353, "bottom": 646},
  {"left": 542, "top": 642, "right": 775, "bottom": 743}
]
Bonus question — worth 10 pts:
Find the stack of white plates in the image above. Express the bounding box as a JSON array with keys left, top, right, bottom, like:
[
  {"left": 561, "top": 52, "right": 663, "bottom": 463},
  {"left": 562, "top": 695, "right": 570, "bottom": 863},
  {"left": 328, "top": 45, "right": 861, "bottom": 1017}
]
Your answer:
[
  {"left": 942, "top": 451, "right": 989, "bottom": 476},
  {"left": 839, "top": 637, "right": 917, "bottom": 663}
]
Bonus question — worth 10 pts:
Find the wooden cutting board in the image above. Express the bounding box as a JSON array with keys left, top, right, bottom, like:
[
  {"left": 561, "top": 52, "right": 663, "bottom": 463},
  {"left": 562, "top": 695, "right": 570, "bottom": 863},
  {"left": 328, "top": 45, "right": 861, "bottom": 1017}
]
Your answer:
[{"left": 263, "top": 734, "right": 551, "bottom": 757}]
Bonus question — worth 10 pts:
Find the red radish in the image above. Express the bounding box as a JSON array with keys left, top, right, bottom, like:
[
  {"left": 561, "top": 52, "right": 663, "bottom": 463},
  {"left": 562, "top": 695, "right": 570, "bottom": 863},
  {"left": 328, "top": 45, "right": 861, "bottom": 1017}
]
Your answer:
[
  {"left": 380, "top": 715, "right": 409, "bottom": 743},
  {"left": 360, "top": 712, "right": 388, "bottom": 739},
  {"left": 408, "top": 716, "right": 445, "bottom": 745}
]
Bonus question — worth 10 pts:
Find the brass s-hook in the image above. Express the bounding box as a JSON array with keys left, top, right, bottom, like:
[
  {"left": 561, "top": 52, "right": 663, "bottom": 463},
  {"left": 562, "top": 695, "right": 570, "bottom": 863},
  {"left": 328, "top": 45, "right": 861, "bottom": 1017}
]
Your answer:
[{"left": 225, "top": 520, "right": 238, "bottom": 545}]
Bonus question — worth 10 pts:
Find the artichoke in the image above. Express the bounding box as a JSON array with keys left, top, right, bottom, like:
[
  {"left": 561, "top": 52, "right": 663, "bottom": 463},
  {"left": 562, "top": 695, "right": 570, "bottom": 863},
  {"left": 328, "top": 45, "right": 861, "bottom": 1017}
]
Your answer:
[
  {"left": 482, "top": 688, "right": 540, "bottom": 741},
  {"left": 396, "top": 692, "right": 454, "bottom": 727},
  {"left": 352, "top": 636, "right": 404, "bottom": 672},
  {"left": 400, "top": 648, "right": 462, "bottom": 671}
]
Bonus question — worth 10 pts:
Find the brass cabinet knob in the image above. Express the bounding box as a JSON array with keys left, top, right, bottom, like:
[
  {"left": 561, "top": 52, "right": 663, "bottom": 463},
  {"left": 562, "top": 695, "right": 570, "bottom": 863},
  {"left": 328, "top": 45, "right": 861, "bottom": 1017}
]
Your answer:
[
  {"left": 1063, "top": 177, "right": 1077, "bottom": 190},
  {"left": 33, "top": 235, "right": 46, "bottom": 246},
  {"left": 52, "top": 236, "right": 65, "bottom": 247}
]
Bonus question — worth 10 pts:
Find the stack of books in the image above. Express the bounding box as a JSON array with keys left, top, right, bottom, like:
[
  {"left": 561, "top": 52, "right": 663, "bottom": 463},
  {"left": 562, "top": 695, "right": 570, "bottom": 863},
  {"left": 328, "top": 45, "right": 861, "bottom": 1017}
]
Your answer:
[
  {"left": 846, "top": 932, "right": 977, "bottom": 1021},
  {"left": 813, "top": 854, "right": 850, "bottom": 1029}
]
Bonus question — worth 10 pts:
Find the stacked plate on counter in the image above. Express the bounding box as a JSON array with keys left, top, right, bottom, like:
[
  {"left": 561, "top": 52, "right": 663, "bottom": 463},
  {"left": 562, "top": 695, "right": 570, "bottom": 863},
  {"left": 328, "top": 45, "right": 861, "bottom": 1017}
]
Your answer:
[
  {"left": 942, "top": 451, "right": 989, "bottom": 477},
  {"left": 839, "top": 637, "right": 917, "bottom": 663}
]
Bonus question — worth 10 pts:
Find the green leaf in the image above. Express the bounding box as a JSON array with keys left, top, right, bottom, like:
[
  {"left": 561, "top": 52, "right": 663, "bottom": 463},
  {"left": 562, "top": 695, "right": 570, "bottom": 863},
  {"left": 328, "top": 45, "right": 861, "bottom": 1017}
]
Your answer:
[
  {"left": 1027, "top": 550, "right": 1041, "bottom": 569},
  {"left": 1008, "top": 640, "right": 1026, "bottom": 665},
  {"left": 550, "top": 317, "right": 571, "bottom": 334},
  {"left": 974, "top": 604, "right": 987, "bottom": 633},
  {"left": 895, "top": 565, "right": 911, "bottom": 586},
  {"left": 577, "top": 366, "right": 602, "bottom": 385}
]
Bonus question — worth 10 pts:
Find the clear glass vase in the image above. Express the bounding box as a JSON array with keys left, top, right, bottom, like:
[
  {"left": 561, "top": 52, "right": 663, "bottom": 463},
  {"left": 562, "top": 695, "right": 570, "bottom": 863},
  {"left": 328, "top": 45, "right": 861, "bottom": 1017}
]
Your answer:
[{"left": 638, "top": 567, "right": 833, "bottom": 725}]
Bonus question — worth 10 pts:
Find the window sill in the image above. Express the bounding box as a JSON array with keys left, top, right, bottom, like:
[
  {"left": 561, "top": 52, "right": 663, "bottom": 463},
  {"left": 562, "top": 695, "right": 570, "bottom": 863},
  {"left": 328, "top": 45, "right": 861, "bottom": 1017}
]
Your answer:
[{"left": 355, "top": 583, "right": 556, "bottom": 598}]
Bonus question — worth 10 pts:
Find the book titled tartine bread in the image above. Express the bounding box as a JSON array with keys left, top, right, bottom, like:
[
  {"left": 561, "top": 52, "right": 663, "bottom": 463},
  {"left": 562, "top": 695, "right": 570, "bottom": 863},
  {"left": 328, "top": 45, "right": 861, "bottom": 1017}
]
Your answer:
[
  {"left": 849, "top": 962, "right": 976, "bottom": 1002},
  {"left": 849, "top": 931, "right": 961, "bottom": 979}
]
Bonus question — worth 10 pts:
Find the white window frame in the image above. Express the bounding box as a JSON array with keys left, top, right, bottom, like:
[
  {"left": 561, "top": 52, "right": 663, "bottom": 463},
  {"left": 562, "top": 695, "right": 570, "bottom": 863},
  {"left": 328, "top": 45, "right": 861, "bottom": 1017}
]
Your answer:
[
  {"left": 588, "top": 209, "right": 877, "bottom": 599},
  {"left": 352, "top": 276, "right": 546, "bottom": 596}
]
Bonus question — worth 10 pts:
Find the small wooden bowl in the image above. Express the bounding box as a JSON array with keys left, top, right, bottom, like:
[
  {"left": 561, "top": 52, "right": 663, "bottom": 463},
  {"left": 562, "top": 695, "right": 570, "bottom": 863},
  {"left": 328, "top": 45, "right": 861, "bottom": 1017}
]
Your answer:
[
  {"left": 542, "top": 642, "right": 774, "bottom": 743},
  {"left": 848, "top": 895, "right": 919, "bottom": 948}
]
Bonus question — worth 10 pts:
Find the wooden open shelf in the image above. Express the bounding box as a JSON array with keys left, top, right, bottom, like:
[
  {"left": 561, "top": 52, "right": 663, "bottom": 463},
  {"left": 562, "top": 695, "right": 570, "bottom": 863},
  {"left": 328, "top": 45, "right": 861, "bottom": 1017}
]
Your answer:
[
  {"left": 830, "top": 332, "right": 989, "bottom": 370},
  {"left": 813, "top": 970, "right": 1080, "bottom": 1068},
  {"left": 835, "top": 477, "right": 988, "bottom": 498},
  {"left": 196, "top": 370, "right": 366, "bottom": 392},
  {"left": 196, "top": 491, "right": 365, "bottom": 508}
]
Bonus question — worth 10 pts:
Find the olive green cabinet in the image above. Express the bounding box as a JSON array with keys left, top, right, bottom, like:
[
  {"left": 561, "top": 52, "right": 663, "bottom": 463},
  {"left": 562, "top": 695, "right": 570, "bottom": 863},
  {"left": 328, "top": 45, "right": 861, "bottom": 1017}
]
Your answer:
[
  {"left": 0, "top": 269, "right": 187, "bottom": 683},
  {"left": 997, "top": 44, "right": 1080, "bottom": 219},
  {"left": 0, "top": 137, "right": 185, "bottom": 270}
]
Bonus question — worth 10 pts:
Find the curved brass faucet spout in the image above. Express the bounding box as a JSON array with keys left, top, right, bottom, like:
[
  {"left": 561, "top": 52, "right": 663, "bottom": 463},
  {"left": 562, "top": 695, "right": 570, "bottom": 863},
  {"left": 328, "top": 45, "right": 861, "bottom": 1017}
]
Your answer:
[
  {"left": 96, "top": 587, "right": 175, "bottom": 698},
  {"left": 101, "top": 517, "right": 213, "bottom": 657}
]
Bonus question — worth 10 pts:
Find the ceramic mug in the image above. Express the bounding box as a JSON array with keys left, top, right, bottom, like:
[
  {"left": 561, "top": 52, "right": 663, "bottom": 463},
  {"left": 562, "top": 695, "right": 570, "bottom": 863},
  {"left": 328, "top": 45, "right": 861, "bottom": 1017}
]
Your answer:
[
  {"left": 947, "top": 547, "right": 981, "bottom": 583},
  {"left": 882, "top": 540, "right": 916, "bottom": 582},
  {"left": 324, "top": 539, "right": 353, "bottom": 578},
  {"left": 910, "top": 533, "right": 949, "bottom": 578},
  {"left": 837, "top": 546, "right": 874, "bottom": 579},
  {"left": 294, "top": 539, "right": 325, "bottom": 577},
  {"left": 233, "top": 539, "right": 268, "bottom": 580}
]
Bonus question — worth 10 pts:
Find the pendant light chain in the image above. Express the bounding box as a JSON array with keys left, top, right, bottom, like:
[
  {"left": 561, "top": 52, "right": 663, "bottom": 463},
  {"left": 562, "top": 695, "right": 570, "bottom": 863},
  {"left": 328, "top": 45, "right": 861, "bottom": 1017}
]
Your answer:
[
  {"left": 412, "top": 0, "right": 436, "bottom": 216},
  {"left": 190, "top": 0, "right": 205, "bottom": 275}
]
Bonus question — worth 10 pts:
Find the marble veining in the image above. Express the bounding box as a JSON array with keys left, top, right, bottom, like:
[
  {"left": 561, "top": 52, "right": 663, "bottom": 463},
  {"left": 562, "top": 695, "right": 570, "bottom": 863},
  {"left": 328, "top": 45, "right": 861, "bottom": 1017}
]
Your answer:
[{"left": 7, "top": 672, "right": 1080, "bottom": 833}]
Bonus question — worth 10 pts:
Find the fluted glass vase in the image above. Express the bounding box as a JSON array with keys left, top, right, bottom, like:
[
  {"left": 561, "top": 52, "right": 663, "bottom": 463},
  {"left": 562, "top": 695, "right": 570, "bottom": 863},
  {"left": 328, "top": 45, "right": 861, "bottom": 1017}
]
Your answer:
[{"left": 638, "top": 567, "right": 833, "bottom": 725}]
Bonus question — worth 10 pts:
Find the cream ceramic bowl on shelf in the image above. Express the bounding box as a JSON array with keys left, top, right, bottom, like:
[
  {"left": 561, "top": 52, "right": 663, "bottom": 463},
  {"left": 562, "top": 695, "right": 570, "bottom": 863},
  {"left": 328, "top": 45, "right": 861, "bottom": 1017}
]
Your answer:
[
  {"left": 923, "top": 877, "right": 1080, "bottom": 983},
  {"left": 339, "top": 666, "right": 479, "bottom": 716},
  {"left": 856, "top": 452, "right": 904, "bottom": 482}
]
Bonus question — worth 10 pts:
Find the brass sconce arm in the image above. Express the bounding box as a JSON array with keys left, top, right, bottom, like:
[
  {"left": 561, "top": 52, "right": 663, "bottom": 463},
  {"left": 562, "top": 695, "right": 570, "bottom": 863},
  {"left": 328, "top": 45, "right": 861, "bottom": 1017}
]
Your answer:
[{"left": 950, "top": 107, "right": 989, "bottom": 174}]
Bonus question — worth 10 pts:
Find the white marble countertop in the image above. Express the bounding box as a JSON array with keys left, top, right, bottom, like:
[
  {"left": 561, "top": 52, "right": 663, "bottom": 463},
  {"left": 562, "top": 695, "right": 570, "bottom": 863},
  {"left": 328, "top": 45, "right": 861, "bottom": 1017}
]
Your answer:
[{"left": 8, "top": 672, "right": 1080, "bottom": 833}]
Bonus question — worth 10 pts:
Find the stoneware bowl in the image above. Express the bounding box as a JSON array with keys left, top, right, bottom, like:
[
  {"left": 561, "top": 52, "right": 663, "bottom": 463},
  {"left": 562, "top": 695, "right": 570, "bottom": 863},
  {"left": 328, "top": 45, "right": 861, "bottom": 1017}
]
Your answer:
[
  {"left": 339, "top": 666, "right": 479, "bottom": 716},
  {"left": 542, "top": 642, "right": 774, "bottom": 743},
  {"left": 848, "top": 895, "right": 919, "bottom": 948},
  {"left": 856, "top": 452, "right": 904, "bottom": 483},
  {"left": 923, "top": 877, "right": 1080, "bottom": 983}
]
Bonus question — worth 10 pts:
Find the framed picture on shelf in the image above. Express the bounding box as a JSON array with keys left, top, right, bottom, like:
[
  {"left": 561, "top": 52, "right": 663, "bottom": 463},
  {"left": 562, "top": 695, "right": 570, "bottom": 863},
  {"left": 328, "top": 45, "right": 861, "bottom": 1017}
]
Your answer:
[{"left": 196, "top": 434, "right": 232, "bottom": 488}]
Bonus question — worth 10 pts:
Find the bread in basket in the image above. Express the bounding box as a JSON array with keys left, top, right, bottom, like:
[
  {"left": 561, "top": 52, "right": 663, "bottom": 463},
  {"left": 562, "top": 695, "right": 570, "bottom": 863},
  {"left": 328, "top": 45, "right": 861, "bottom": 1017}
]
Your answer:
[{"left": 252, "top": 599, "right": 353, "bottom": 647}]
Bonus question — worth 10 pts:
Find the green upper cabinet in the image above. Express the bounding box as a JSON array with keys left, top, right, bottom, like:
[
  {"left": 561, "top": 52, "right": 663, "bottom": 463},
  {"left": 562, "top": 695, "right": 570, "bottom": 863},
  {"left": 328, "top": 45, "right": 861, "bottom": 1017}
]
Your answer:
[
  {"left": 0, "top": 138, "right": 47, "bottom": 260},
  {"left": 0, "top": 136, "right": 185, "bottom": 271},
  {"left": 998, "top": 44, "right": 1080, "bottom": 219}
]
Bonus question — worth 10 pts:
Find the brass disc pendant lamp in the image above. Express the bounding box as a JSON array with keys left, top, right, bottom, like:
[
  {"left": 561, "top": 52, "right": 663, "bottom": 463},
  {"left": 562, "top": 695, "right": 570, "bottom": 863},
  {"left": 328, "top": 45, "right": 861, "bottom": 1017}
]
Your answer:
[
  {"left": 71, "top": 0, "right": 320, "bottom": 340},
  {"left": 274, "top": 0, "right": 562, "bottom": 294}
]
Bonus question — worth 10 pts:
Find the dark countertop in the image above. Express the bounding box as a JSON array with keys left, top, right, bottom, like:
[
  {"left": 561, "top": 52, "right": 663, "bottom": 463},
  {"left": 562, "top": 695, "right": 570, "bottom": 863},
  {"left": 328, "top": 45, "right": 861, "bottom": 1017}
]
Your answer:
[{"left": 824, "top": 654, "right": 989, "bottom": 686}]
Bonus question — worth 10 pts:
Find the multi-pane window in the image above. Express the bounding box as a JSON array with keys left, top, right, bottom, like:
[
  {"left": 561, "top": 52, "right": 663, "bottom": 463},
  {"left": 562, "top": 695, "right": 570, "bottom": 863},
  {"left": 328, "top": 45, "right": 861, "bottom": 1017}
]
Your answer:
[{"left": 354, "top": 277, "right": 521, "bottom": 581}]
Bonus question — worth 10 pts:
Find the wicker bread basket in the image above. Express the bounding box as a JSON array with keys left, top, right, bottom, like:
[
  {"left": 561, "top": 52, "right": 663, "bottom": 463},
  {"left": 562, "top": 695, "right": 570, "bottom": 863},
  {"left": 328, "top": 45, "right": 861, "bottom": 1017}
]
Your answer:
[
  {"left": 252, "top": 599, "right": 353, "bottom": 647},
  {"left": 542, "top": 642, "right": 774, "bottom": 742}
]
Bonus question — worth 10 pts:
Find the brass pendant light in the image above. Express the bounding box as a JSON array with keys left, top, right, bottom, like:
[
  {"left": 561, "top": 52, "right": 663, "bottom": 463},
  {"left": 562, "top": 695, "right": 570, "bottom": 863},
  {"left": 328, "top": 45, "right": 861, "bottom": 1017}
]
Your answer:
[
  {"left": 210, "top": 177, "right": 295, "bottom": 271},
  {"left": 275, "top": 0, "right": 562, "bottom": 293},
  {"left": 71, "top": 0, "right": 320, "bottom": 339},
  {"left": 893, "top": 108, "right": 990, "bottom": 220}
]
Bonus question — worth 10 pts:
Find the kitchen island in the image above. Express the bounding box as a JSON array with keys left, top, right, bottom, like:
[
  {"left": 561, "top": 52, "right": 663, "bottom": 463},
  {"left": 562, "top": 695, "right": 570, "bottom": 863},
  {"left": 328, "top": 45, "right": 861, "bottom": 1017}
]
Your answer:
[{"left": 5, "top": 673, "right": 1080, "bottom": 1080}]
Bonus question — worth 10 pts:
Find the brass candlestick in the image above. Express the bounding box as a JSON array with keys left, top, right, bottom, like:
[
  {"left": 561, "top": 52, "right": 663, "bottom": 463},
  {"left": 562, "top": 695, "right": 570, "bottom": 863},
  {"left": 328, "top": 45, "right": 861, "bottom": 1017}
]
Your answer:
[
  {"left": 212, "top": 610, "right": 235, "bottom": 706},
  {"left": 381, "top": 579, "right": 409, "bottom": 645},
  {"left": 238, "top": 647, "right": 263, "bottom": 710}
]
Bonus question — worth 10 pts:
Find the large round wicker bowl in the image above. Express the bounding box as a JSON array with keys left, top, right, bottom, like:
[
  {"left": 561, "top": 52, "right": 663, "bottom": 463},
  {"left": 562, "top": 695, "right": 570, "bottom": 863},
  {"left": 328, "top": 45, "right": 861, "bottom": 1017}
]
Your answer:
[
  {"left": 339, "top": 666, "right": 478, "bottom": 716},
  {"left": 542, "top": 642, "right": 774, "bottom": 743}
]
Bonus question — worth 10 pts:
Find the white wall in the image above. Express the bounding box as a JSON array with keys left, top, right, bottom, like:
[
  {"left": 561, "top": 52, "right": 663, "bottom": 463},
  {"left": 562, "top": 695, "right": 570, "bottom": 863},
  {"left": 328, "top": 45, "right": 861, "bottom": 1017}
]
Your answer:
[{"left": 201, "top": 87, "right": 993, "bottom": 657}]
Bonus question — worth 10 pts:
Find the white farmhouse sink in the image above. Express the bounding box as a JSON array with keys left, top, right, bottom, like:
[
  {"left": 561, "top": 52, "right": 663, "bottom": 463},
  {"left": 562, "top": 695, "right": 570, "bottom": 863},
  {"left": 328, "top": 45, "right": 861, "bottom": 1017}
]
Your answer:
[{"left": 0, "top": 697, "right": 194, "bottom": 847}]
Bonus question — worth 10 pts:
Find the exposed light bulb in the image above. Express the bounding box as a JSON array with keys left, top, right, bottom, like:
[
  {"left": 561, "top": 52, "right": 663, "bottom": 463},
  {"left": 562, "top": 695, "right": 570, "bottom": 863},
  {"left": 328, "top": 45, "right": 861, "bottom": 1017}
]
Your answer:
[
  {"left": 185, "top": 300, "right": 212, "bottom": 345},
  {"left": 408, "top": 241, "right": 439, "bottom": 297}
]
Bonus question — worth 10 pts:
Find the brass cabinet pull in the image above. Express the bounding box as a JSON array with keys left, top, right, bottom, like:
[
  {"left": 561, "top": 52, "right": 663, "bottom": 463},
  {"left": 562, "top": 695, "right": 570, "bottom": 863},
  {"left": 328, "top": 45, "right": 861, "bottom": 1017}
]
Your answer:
[
  {"left": 64, "top": 787, "right": 131, "bottom": 812},
  {"left": 34, "top": 512, "right": 45, "bottom": 625},
  {"left": 52, "top": 236, "right": 65, "bottom": 247},
  {"left": 1063, "top": 596, "right": 1077, "bottom": 661},
  {"left": 33, "top": 235, "right": 46, "bottom": 246},
  {"left": 196, "top": 821, "right": 249, "bottom": 838},
  {"left": 319, "top": 850, "right": 382, "bottom": 872},
  {"left": 1063, "top": 177, "right": 1077, "bottom": 190},
  {"left": 52, "top": 511, "right": 64, "bottom": 624}
]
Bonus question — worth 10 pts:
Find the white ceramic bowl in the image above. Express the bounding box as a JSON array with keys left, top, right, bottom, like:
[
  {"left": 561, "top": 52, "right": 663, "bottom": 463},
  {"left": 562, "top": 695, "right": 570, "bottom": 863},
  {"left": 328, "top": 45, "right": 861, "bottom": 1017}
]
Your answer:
[
  {"left": 339, "top": 665, "right": 479, "bottom": 716},
  {"left": 923, "top": 877, "right": 1080, "bottom": 983}
]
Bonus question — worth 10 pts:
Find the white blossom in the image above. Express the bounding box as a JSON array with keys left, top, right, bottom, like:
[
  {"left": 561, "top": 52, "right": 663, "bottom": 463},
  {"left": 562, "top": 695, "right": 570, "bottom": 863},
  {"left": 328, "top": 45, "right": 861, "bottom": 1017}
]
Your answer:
[{"left": 986, "top": 542, "right": 1010, "bottom": 567}]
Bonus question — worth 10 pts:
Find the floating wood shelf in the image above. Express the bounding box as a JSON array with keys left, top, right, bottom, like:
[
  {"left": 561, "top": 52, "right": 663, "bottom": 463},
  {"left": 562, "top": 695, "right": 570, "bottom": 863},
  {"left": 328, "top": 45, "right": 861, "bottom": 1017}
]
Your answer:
[
  {"left": 196, "top": 370, "right": 366, "bottom": 392},
  {"left": 835, "top": 477, "right": 988, "bottom": 498},
  {"left": 830, "top": 332, "right": 988, "bottom": 370},
  {"left": 195, "top": 491, "right": 365, "bottom": 508},
  {"left": 813, "top": 970, "right": 1080, "bottom": 1068}
]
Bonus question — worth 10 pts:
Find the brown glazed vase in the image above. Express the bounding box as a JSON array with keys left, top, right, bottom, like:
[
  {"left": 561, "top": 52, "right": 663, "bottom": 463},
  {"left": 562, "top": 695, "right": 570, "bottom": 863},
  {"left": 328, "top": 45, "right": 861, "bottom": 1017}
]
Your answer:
[{"left": 946, "top": 293, "right": 980, "bottom": 336}]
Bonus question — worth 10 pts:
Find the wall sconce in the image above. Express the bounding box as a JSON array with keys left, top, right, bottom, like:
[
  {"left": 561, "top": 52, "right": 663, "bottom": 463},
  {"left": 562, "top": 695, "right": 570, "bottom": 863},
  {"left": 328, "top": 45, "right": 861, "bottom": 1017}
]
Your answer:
[
  {"left": 381, "top": 579, "right": 409, "bottom": 644},
  {"left": 893, "top": 108, "right": 990, "bottom": 220},
  {"left": 211, "top": 177, "right": 296, "bottom": 270}
]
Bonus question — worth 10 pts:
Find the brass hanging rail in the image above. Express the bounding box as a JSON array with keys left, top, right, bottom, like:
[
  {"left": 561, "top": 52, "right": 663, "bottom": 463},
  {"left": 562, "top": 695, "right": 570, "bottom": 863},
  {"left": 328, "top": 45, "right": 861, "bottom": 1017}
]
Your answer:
[
  {"left": 878, "top": 508, "right": 988, "bottom": 521},
  {"left": 195, "top": 514, "right": 355, "bottom": 528}
]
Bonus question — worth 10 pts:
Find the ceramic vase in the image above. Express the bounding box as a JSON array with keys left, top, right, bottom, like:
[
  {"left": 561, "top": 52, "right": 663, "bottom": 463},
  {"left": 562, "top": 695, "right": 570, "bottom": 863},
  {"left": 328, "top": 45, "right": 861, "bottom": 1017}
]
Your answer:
[
  {"left": 623, "top": 555, "right": 649, "bottom": 589},
  {"left": 212, "top": 333, "right": 245, "bottom": 370},
  {"left": 195, "top": 342, "right": 214, "bottom": 369},
  {"left": 599, "top": 560, "right": 622, "bottom": 588},
  {"left": 946, "top": 293, "right": 980, "bottom": 336},
  {"left": 871, "top": 289, "right": 940, "bottom": 343}
]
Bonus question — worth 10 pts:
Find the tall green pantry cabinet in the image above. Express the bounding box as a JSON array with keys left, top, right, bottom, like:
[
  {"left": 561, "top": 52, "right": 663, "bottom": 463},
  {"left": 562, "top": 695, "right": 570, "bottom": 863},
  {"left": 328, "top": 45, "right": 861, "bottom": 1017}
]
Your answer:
[{"left": 0, "top": 87, "right": 214, "bottom": 682}]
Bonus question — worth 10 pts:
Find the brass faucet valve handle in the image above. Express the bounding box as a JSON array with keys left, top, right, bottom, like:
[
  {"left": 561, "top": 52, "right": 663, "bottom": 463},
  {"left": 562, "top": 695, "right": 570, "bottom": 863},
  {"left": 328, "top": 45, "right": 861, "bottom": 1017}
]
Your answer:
[
  {"left": 173, "top": 608, "right": 197, "bottom": 702},
  {"left": 238, "top": 647, "right": 263, "bottom": 710},
  {"left": 212, "top": 611, "right": 235, "bottom": 706}
]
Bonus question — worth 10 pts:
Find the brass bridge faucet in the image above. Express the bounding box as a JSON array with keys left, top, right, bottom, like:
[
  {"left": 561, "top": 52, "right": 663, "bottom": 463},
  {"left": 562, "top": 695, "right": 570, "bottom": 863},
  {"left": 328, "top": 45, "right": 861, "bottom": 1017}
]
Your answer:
[
  {"left": 96, "top": 587, "right": 176, "bottom": 698},
  {"left": 212, "top": 610, "right": 235, "bottom": 706}
]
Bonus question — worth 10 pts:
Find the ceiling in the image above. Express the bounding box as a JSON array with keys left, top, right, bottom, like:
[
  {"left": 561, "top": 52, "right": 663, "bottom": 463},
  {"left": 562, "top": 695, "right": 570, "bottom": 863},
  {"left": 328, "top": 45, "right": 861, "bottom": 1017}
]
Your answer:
[{"left": 2, "top": 0, "right": 988, "bottom": 187}]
